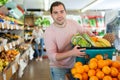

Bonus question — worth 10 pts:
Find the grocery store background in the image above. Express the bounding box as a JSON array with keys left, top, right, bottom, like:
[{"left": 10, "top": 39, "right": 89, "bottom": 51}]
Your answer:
[{"left": 0, "top": 0, "right": 120, "bottom": 80}]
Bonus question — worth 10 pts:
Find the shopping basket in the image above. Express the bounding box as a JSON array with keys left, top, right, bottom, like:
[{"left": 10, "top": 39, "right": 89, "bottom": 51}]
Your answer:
[{"left": 76, "top": 47, "right": 116, "bottom": 64}]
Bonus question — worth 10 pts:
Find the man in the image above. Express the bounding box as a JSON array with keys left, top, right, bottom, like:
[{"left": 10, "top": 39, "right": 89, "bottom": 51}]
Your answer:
[{"left": 44, "top": 1, "right": 94, "bottom": 80}]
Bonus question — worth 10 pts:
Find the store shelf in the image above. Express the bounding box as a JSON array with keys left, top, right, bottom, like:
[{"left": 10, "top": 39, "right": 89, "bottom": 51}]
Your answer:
[
  {"left": 0, "top": 22, "right": 24, "bottom": 30},
  {"left": 0, "top": 38, "right": 24, "bottom": 52}
]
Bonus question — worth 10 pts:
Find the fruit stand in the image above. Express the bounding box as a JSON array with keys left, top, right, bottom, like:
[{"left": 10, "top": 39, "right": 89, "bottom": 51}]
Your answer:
[
  {"left": 0, "top": 14, "right": 34, "bottom": 80},
  {"left": 69, "top": 33, "right": 120, "bottom": 80}
]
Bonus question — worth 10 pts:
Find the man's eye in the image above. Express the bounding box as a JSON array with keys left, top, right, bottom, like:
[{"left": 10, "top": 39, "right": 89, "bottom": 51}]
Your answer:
[
  {"left": 61, "top": 11, "right": 64, "bottom": 13},
  {"left": 53, "top": 12, "right": 58, "bottom": 14}
]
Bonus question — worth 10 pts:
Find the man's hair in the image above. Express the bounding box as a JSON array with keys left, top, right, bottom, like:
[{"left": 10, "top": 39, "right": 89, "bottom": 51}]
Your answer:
[{"left": 50, "top": 1, "right": 66, "bottom": 14}]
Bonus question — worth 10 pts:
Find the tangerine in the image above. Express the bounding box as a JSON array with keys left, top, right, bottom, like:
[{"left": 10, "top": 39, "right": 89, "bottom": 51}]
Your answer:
[
  {"left": 103, "top": 76, "right": 112, "bottom": 80},
  {"left": 102, "top": 66, "right": 111, "bottom": 74},
  {"left": 96, "top": 70, "right": 104, "bottom": 79}
]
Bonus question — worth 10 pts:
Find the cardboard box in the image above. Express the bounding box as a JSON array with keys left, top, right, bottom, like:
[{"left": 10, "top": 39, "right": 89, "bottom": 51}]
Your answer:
[
  {"left": 0, "top": 73, "right": 3, "bottom": 80},
  {"left": 116, "top": 56, "right": 120, "bottom": 61},
  {"left": 4, "top": 66, "right": 12, "bottom": 80}
]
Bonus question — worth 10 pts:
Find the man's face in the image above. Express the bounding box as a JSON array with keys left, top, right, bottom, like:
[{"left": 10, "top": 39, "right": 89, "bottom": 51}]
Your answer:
[{"left": 51, "top": 5, "right": 66, "bottom": 25}]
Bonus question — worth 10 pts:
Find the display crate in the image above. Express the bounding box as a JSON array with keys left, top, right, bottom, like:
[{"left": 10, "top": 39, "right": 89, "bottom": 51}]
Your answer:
[{"left": 76, "top": 47, "right": 116, "bottom": 64}]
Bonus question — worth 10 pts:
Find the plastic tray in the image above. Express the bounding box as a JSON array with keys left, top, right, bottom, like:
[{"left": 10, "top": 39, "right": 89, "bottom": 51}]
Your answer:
[{"left": 76, "top": 47, "right": 116, "bottom": 64}]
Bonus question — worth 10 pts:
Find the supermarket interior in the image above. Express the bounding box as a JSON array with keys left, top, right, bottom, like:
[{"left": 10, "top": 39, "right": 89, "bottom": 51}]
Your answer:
[{"left": 0, "top": 0, "right": 120, "bottom": 80}]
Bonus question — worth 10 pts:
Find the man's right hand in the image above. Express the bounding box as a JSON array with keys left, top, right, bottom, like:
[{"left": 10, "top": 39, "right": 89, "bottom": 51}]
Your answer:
[{"left": 71, "top": 45, "right": 86, "bottom": 57}]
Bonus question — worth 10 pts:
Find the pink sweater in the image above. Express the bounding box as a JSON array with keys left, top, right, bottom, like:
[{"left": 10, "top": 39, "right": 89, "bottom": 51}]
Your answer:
[{"left": 44, "top": 19, "right": 86, "bottom": 68}]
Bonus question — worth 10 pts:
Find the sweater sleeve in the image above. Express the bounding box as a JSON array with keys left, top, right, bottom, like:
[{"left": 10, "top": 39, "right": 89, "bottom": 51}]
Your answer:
[{"left": 44, "top": 28, "right": 57, "bottom": 62}]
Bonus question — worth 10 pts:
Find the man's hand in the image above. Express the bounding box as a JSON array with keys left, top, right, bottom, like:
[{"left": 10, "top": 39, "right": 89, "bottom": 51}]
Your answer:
[{"left": 71, "top": 45, "right": 86, "bottom": 57}]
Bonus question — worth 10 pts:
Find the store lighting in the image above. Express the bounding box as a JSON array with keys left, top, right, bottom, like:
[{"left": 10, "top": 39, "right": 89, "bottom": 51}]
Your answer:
[
  {"left": 44, "top": 0, "right": 49, "bottom": 11},
  {"left": 81, "top": 0, "right": 104, "bottom": 12}
]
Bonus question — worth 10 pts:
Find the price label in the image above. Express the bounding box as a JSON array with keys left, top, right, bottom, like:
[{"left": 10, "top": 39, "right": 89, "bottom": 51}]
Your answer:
[
  {"left": 7, "top": 24, "right": 9, "bottom": 29},
  {"left": 12, "top": 42, "right": 15, "bottom": 46},
  {"left": 12, "top": 65, "right": 16, "bottom": 74},
  {"left": 11, "top": 25, "right": 13, "bottom": 30},
  {"left": 16, "top": 25, "right": 19, "bottom": 30},
  {"left": 4, "top": 45, "right": 9, "bottom": 51},
  {"left": 119, "top": 30, "right": 120, "bottom": 38},
  {"left": 3, "top": 73, "right": 6, "bottom": 80},
  {"left": 17, "top": 40, "right": 20, "bottom": 45},
  {"left": 1, "top": 23, "right": 4, "bottom": 29},
  {"left": 9, "top": 43, "right": 12, "bottom": 49}
]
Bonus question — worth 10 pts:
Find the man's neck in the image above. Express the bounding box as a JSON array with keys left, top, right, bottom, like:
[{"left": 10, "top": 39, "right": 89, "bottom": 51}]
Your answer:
[{"left": 54, "top": 21, "right": 67, "bottom": 28}]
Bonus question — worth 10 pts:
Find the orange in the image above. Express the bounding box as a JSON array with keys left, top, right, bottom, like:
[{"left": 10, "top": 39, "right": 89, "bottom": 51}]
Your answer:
[
  {"left": 98, "top": 60, "right": 106, "bottom": 68},
  {"left": 91, "top": 36, "right": 98, "bottom": 42},
  {"left": 95, "top": 54, "right": 103, "bottom": 60},
  {"left": 112, "top": 61, "right": 120, "bottom": 68},
  {"left": 83, "top": 65, "right": 89, "bottom": 72},
  {"left": 89, "top": 58, "right": 98, "bottom": 63},
  {"left": 82, "top": 72, "right": 88, "bottom": 80},
  {"left": 71, "top": 68, "right": 77, "bottom": 75},
  {"left": 88, "top": 69, "right": 96, "bottom": 77},
  {"left": 76, "top": 66, "right": 84, "bottom": 74},
  {"left": 96, "top": 71, "right": 104, "bottom": 79},
  {"left": 96, "top": 68, "right": 101, "bottom": 72},
  {"left": 118, "top": 73, "right": 120, "bottom": 80},
  {"left": 102, "top": 66, "right": 111, "bottom": 74},
  {"left": 105, "top": 59, "right": 112, "bottom": 66},
  {"left": 89, "top": 76, "right": 99, "bottom": 80},
  {"left": 74, "top": 73, "right": 82, "bottom": 80},
  {"left": 112, "top": 78, "right": 118, "bottom": 80},
  {"left": 74, "top": 62, "right": 83, "bottom": 68},
  {"left": 89, "top": 61, "right": 97, "bottom": 69},
  {"left": 111, "top": 67, "right": 119, "bottom": 77},
  {"left": 117, "top": 67, "right": 120, "bottom": 72},
  {"left": 103, "top": 76, "right": 112, "bottom": 80}
]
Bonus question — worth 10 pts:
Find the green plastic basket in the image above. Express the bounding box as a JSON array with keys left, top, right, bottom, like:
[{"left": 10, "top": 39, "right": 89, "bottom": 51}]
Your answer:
[{"left": 76, "top": 47, "right": 116, "bottom": 64}]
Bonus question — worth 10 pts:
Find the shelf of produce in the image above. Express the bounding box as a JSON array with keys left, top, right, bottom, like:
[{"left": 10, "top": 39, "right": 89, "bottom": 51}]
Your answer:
[
  {"left": 0, "top": 61, "right": 19, "bottom": 80},
  {"left": 0, "top": 38, "right": 24, "bottom": 52},
  {"left": 0, "top": 22, "right": 24, "bottom": 30}
]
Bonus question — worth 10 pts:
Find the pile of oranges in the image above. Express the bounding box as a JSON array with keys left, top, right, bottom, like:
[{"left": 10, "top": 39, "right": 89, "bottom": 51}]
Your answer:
[{"left": 71, "top": 54, "right": 120, "bottom": 80}]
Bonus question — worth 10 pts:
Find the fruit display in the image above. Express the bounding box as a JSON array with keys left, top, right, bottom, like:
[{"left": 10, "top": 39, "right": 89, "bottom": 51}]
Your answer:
[
  {"left": 0, "top": 49, "right": 19, "bottom": 72},
  {"left": 0, "top": 33, "right": 20, "bottom": 43},
  {"left": 0, "top": 14, "right": 24, "bottom": 79},
  {"left": 71, "top": 54, "right": 120, "bottom": 80},
  {"left": 71, "top": 33, "right": 91, "bottom": 47},
  {"left": 103, "top": 33, "right": 115, "bottom": 44},
  {"left": 71, "top": 33, "right": 112, "bottom": 48},
  {"left": 18, "top": 43, "right": 30, "bottom": 51}
]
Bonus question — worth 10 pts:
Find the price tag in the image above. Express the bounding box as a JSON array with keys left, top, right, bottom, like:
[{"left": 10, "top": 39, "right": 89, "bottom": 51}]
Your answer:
[
  {"left": 12, "top": 42, "right": 15, "bottom": 46},
  {"left": 16, "top": 25, "right": 19, "bottom": 30},
  {"left": 17, "top": 40, "right": 20, "bottom": 45},
  {"left": 9, "top": 43, "right": 12, "bottom": 49},
  {"left": 1, "top": 23, "right": 4, "bottom": 29},
  {"left": 11, "top": 25, "right": 13, "bottom": 30},
  {"left": 119, "top": 30, "right": 120, "bottom": 38},
  {"left": 7, "top": 24, "right": 9, "bottom": 29},
  {"left": 3, "top": 73, "right": 6, "bottom": 80},
  {"left": 4, "top": 45, "right": 9, "bottom": 51},
  {"left": 12, "top": 65, "right": 16, "bottom": 74}
]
